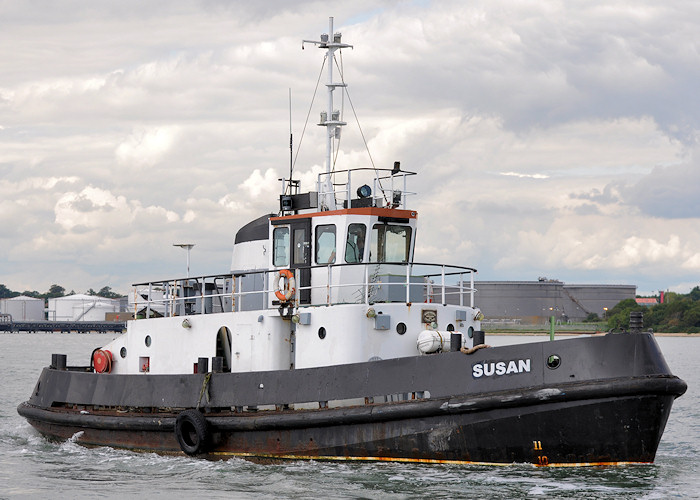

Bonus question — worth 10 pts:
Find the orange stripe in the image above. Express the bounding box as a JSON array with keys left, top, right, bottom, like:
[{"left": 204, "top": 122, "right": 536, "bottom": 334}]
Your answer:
[
  {"left": 271, "top": 207, "right": 417, "bottom": 221},
  {"left": 206, "top": 451, "right": 650, "bottom": 467}
]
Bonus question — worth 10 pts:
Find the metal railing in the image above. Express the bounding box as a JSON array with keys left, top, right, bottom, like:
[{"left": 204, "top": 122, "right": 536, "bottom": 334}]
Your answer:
[
  {"left": 130, "top": 262, "right": 477, "bottom": 318},
  {"left": 317, "top": 167, "right": 417, "bottom": 210}
]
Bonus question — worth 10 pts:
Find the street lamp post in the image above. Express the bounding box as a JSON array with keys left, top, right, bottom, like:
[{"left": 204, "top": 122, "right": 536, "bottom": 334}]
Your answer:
[{"left": 173, "top": 243, "right": 195, "bottom": 278}]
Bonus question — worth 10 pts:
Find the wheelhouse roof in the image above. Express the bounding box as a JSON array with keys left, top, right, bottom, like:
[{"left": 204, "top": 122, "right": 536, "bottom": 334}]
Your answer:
[{"left": 270, "top": 207, "right": 417, "bottom": 223}]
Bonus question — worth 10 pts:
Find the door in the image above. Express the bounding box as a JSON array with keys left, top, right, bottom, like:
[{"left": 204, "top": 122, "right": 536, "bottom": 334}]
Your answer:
[{"left": 290, "top": 218, "right": 311, "bottom": 304}]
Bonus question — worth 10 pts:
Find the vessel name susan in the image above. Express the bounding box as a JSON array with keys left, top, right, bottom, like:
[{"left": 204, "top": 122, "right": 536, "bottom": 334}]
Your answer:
[{"left": 472, "top": 359, "right": 531, "bottom": 378}]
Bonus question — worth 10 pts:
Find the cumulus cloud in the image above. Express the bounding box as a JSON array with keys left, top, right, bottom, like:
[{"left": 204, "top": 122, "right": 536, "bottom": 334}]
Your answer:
[
  {"left": 570, "top": 145, "right": 700, "bottom": 219},
  {"left": 240, "top": 168, "right": 279, "bottom": 198},
  {"left": 115, "top": 126, "right": 180, "bottom": 167},
  {"left": 619, "top": 151, "right": 700, "bottom": 218},
  {"left": 54, "top": 186, "right": 180, "bottom": 232},
  {"left": 0, "top": 1, "right": 699, "bottom": 295}
]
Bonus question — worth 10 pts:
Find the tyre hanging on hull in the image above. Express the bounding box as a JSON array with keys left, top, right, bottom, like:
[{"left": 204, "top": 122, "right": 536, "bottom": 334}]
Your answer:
[{"left": 175, "top": 409, "right": 209, "bottom": 455}]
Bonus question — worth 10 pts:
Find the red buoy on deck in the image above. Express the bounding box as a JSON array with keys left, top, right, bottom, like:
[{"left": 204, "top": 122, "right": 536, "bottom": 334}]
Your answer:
[{"left": 93, "top": 349, "right": 113, "bottom": 373}]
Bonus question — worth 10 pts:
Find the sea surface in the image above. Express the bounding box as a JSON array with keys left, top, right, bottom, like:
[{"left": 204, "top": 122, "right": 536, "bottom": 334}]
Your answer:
[{"left": 0, "top": 333, "right": 697, "bottom": 499}]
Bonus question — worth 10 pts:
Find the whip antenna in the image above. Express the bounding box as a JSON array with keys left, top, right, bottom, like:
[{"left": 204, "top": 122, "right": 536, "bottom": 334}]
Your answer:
[{"left": 288, "top": 88, "right": 293, "bottom": 192}]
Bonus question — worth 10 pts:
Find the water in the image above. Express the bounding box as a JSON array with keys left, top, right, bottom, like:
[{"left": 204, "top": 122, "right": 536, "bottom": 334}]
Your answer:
[{"left": 1, "top": 333, "right": 697, "bottom": 499}]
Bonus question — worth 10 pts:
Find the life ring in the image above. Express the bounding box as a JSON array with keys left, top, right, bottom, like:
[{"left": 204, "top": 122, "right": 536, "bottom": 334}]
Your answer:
[
  {"left": 175, "top": 409, "right": 209, "bottom": 455},
  {"left": 275, "top": 269, "right": 296, "bottom": 302}
]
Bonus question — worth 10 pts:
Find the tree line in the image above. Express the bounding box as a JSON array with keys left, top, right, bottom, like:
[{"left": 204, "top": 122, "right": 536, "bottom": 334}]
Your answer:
[
  {"left": 3, "top": 282, "right": 698, "bottom": 332},
  {"left": 0, "top": 284, "right": 124, "bottom": 300},
  {"left": 605, "top": 286, "right": 700, "bottom": 333}
]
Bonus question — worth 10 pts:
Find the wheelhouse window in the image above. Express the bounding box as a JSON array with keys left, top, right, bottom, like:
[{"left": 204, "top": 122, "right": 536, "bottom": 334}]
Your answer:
[
  {"left": 370, "top": 224, "right": 412, "bottom": 263},
  {"left": 315, "top": 224, "right": 336, "bottom": 264},
  {"left": 273, "top": 227, "right": 290, "bottom": 267},
  {"left": 345, "top": 223, "right": 366, "bottom": 263}
]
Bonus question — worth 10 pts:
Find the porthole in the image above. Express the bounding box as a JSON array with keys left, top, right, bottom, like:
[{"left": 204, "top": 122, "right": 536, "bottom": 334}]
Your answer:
[
  {"left": 318, "top": 327, "right": 326, "bottom": 340},
  {"left": 446, "top": 324, "right": 455, "bottom": 332},
  {"left": 120, "top": 347, "right": 127, "bottom": 358},
  {"left": 396, "top": 322, "right": 407, "bottom": 335},
  {"left": 546, "top": 354, "right": 561, "bottom": 369},
  {"left": 467, "top": 326, "right": 474, "bottom": 338},
  {"left": 145, "top": 335, "right": 151, "bottom": 347}
]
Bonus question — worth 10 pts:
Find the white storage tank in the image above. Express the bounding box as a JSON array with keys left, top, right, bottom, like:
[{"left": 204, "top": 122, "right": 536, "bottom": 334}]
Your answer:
[
  {"left": 0, "top": 296, "right": 45, "bottom": 321},
  {"left": 48, "top": 294, "right": 120, "bottom": 321}
]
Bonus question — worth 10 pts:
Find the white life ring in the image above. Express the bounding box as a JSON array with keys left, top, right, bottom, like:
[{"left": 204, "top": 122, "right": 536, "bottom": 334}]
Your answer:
[{"left": 275, "top": 269, "right": 296, "bottom": 302}]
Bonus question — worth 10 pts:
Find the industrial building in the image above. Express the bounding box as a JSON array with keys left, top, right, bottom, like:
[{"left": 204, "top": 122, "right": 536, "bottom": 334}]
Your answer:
[
  {"left": 47, "top": 294, "right": 120, "bottom": 322},
  {"left": 474, "top": 279, "right": 635, "bottom": 325},
  {"left": 0, "top": 296, "right": 45, "bottom": 321}
]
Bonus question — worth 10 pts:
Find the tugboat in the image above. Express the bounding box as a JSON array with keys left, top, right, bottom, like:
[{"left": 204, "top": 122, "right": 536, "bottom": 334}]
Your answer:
[{"left": 18, "top": 18, "right": 686, "bottom": 465}]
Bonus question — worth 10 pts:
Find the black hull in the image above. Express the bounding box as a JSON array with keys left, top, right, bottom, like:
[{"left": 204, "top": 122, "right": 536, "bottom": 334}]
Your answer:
[{"left": 18, "top": 333, "right": 687, "bottom": 465}]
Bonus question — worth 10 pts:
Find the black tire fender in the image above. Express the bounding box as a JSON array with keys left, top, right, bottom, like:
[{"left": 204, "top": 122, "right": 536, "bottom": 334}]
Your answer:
[{"left": 175, "top": 409, "right": 209, "bottom": 455}]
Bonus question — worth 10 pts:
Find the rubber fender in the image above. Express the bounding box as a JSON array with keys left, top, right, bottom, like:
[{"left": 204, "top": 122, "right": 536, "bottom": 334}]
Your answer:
[{"left": 175, "top": 409, "right": 209, "bottom": 455}]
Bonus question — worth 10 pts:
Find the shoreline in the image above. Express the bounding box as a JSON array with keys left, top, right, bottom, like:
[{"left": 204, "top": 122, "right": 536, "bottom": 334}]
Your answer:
[
  {"left": 484, "top": 331, "right": 700, "bottom": 337},
  {"left": 3, "top": 330, "right": 698, "bottom": 337}
]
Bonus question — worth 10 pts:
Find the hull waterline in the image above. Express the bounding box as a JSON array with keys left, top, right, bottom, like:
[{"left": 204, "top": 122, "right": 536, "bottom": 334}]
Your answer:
[{"left": 18, "top": 333, "right": 687, "bottom": 466}]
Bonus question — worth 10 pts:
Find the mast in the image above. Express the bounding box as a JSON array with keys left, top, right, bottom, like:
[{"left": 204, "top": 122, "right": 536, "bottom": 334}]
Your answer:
[
  {"left": 303, "top": 17, "right": 353, "bottom": 210},
  {"left": 289, "top": 88, "right": 293, "bottom": 191}
]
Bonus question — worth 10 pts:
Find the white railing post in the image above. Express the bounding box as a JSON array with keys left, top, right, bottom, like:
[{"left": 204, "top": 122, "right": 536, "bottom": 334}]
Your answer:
[
  {"left": 295, "top": 268, "right": 301, "bottom": 309},
  {"left": 200, "top": 277, "right": 205, "bottom": 315},
  {"left": 147, "top": 283, "right": 152, "bottom": 318},
  {"left": 327, "top": 265, "right": 332, "bottom": 306},
  {"left": 441, "top": 265, "right": 446, "bottom": 305},
  {"left": 364, "top": 264, "right": 369, "bottom": 304},
  {"left": 263, "top": 272, "right": 268, "bottom": 310},
  {"left": 403, "top": 174, "right": 407, "bottom": 208},
  {"left": 459, "top": 273, "right": 464, "bottom": 307},
  {"left": 239, "top": 275, "right": 244, "bottom": 312},
  {"left": 470, "top": 271, "right": 474, "bottom": 308},
  {"left": 405, "top": 263, "right": 411, "bottom": 303}
]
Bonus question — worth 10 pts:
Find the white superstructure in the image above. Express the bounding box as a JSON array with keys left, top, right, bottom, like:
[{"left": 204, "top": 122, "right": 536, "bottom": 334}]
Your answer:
[{"left": 96, "top": 18, "right": 482, "bottom": 377}]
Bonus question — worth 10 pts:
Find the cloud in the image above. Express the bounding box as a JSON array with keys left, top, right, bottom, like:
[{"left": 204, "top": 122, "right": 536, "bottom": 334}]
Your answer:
[
  {"left": 570, "top": 184, "right": 623, "bottom": 205},
  {"left": 610, "top": 235, "right": 683, "bottom": 267},
  {"left": 54, "top": 186, "right": 180, "bottom": 232},
  {"left": 500, "top": 172, "right": 549, "bottom": 179},
  {"left": 115, "top": 126, "right": 180, "bottom": 167},
  {"left": 618, "top": 150, "right": 700, "bottom": 219},
  {"left": 571, "top": 145, "right": 700, "bottom": 219},
  {"left": 0, "top": 1, "right": 699, "bottom": 296},
  {"left": 240, "top": 168, "right": 279, "bottom": 198},
  {"left": 348, "top": 1, "right": 700, "bottom": 142}
]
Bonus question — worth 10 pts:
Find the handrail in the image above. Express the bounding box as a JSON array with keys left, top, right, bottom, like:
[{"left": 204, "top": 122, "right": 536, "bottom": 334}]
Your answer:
[
  {"left": 130, "top": 261, "right": 477, "bottom": 318},
  {"left": 317, "top": 167, "right": 417, "bottom": 210},
  {"left": 131, "top": 261, "right": 477, "bottom": 287}
]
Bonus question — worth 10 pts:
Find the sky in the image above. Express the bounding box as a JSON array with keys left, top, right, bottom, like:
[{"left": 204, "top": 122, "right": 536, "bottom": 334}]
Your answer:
[{"left": 1, "top": 0, "right": 699, "bottom": 297}]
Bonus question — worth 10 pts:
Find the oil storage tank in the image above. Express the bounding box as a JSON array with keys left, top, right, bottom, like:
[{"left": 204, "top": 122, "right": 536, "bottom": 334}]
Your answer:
[
  {"left": 48, "top": 294, "right": 119, "bottom": 321},
  {"left": 0, "top": 296, "right": 45, "bottom": 321}
]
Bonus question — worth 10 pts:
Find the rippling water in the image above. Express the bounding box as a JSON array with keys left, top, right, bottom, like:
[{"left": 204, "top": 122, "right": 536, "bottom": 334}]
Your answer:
[{"left": 1, "top": 333, "right": 697, "bottom": 499}]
